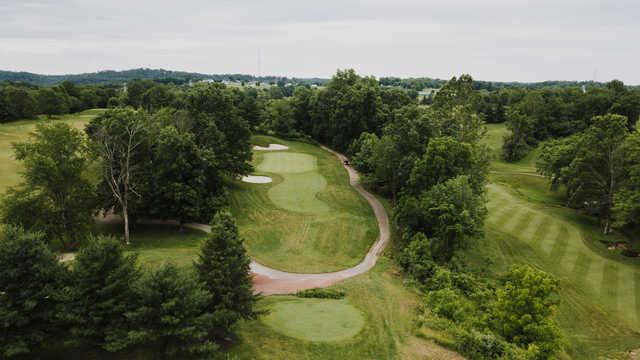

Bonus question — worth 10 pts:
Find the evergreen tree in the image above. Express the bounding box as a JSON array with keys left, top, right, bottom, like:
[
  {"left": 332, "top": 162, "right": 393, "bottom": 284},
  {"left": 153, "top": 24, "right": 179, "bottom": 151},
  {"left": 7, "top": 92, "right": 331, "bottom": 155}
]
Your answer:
[
  {"left": 0, "top": 226, "right": 64, "bottom": 358},
  {"left": 65, "top": 236, "right": 139, "bottom": 352},
  {"left": 194, "top": 211, "right": 257, "bottom": 337},
  {"left": 128, "top": 264, "right": 218, "bottom": 359}
]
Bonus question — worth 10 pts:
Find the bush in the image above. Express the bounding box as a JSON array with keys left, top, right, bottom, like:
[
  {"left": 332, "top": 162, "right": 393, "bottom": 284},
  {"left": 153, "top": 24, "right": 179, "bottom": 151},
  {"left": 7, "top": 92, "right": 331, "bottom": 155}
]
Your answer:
[
  {"left": 296, "top": 288, "right": 345, "bottom": 299},
  {"left": 456, "top": 330, "right": 505, "bottom": 359},
  {"left": 425, "top": 288, "right": 471, "bottom": 322}
]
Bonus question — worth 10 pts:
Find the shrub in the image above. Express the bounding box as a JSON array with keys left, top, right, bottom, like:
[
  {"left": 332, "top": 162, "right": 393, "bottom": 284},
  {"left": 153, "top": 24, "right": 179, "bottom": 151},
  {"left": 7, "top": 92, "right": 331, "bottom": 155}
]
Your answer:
[
  {"left": 295, "top": 288, "right": 345, "bottom": 299},
  {"left": 425, "top": 288, "right": 471, "bottom": 322}
]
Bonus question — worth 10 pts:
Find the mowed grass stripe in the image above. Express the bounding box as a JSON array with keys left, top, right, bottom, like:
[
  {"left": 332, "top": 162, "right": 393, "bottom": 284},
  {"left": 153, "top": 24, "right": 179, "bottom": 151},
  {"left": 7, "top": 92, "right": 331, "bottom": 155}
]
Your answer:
[
  {"left": 618, "top": 269, "right": 639, "bottom": 327},
  {"left": 548, "top": 225, "right": 570, "bottom": 267},
  {"left": 601, "top": 264, "right": 620, "bottom": 312},
  {"left": 570, "top": 252, "right": 592, "bottom": 284},
  {"left": 490, "top": 204, "right": 523, "bottom": 229},
  {"left": 538, "top": 220, "right": 561, "bottom": 254},
  {"left": 519, "top": 211, "right": 544, "bottom": 242},
  {"left": 560, "top": 226, "right": 582, "bottom": 272},
  {"left": 503, "top": 208, "right": 532, "bottom": 234}
]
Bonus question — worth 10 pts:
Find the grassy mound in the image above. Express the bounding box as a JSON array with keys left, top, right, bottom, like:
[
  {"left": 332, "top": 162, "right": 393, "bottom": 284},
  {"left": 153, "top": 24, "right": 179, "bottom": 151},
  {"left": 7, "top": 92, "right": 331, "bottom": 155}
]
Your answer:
[{"left": 262, "top": 298, "right": 365, "bottom": 342}]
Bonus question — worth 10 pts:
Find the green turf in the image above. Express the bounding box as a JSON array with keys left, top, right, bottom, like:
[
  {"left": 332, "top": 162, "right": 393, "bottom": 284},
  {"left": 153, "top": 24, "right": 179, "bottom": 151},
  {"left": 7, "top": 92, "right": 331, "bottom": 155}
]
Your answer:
[
  {"left": 0, "top": 110, "right": 104, "bottom": 195},
  {"left": 229, "top": 136, "right": 378, "bottom": 273},
  {"left": 473, "top": 123, "right": 640, "bottom": 359},
  {"left": 262, "top": 298, "right": 365, "bottom": 342},
  {"left": 257, "top": 152, "right": 317, "bottom": 173},
  {"left": 95, "top": 223, "right": 207, "bottom": 269}
]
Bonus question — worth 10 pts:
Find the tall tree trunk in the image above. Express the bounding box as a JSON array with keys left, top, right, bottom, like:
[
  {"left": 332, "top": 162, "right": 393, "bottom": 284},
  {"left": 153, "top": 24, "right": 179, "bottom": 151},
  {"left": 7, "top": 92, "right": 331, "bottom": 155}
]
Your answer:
[{"left": 123, "top": 205, "right": 130, "bottom": 245}]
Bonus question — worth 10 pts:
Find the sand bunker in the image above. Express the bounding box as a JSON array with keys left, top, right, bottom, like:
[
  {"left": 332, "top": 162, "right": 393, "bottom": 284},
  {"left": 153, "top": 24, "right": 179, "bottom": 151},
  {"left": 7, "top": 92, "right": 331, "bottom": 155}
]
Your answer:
[
  {"left": 253, "top": 144, "right": 289, "bottom": 151},
  {"left": 242, "top": 175, "right": 273, "bottom": 184}
]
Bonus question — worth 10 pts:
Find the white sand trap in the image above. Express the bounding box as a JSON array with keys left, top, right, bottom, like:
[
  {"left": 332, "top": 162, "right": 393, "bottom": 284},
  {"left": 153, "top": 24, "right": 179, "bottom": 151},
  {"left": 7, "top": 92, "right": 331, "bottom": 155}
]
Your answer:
[
  {"left": 253, "top": 144, "right": 289, "bottom": 151},
  {"left": 242, "top": 175, "right": 273, "bottom": 184}
]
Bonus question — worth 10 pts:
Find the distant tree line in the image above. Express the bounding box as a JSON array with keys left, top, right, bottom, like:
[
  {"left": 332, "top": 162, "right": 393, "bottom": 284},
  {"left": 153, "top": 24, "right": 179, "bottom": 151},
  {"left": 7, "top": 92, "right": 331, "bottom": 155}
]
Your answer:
[
  {"left": 0, "top": 68, "right": 328, "bottom": 86},
  {"left": 0, "top": 81, "right": 117, "bottom": 122},
  {"left": 475, "top": 80, "right": 640, "bottom": 161}
]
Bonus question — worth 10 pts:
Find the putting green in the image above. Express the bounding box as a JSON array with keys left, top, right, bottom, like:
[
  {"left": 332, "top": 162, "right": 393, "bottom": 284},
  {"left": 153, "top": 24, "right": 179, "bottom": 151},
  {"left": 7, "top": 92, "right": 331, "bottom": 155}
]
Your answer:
[
  {"left": 262, "top": 298, "right": 365, "bottom": 342},
  {"left": 268, "top": 172, "right": 329, "bottom": 213},
  {"left": 257, "top": 152, "right": 316, "bottom": 173}
]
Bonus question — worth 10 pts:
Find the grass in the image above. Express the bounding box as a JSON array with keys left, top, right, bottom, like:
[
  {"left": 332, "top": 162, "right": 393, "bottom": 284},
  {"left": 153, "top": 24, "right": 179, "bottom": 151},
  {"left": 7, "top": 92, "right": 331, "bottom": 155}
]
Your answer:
[
  {"left": 471, "top": 124, "right": 640, "bottom": 359},
  {"left": 227, "top": 258, "right": 464, "bottom": 360},
  {"left": 0, "top": 110, "right": 105, "bottom": 194},
  {"left": 95, "top": 223, "right": 207, "bottom": 269},
  {"left": 229, "top": 135, "right": 378, "bottom": 273},
  {"left": 261, "top": 298, "right": 365, "bottom": 342}
]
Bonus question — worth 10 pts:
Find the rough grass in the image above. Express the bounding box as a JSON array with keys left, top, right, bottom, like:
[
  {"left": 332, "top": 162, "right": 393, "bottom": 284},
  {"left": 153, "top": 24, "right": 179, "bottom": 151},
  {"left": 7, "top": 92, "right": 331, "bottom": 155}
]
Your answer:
[
  {"left": 229, "top": 135, "right": 378, "bottom": 273},
  {"left": 472, "top": 124, "right": 640, "bottom": 359},
  {"left": 0, "top": 110, "right": 105, "bottom": 194},
  {"left": 261, "top": 298, "right": 365, "bottom": 342}
]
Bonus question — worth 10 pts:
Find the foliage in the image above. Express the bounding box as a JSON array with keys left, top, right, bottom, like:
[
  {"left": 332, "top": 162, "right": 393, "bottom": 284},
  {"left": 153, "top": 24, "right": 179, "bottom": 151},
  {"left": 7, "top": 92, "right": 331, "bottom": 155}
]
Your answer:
[
  {"left": 260, "top": 98, "right": 296, "bottom": 136},
  {"left": 491, "top": 265, "right": 562, "bottom": 359},
  {"left": 407, "top": 136, "right": 473, "bottom": 194},
  {"left": 1, "top": 122, "right": 95, "bottom": 249},
  {"left": 0, "top": 226, "right": 64, "bottom": 358},
  {"left": 194, "top": 211, "right": 257, "bottom": 338},
  {"left": 398, "top": 232, "right": 435, "bottom": 283},
  {"left": 295, "top": 288, "right": 346, "bottom": 299},
  {"left": 64, "top": 236, "right": 140, "bottom": 352},
  {"left": 502, "top": 108, "right": 535, "bottom": 162},
  {"left": 127, "top": 264, "right": 218, "bottom": 358},
  {"left": 396, "top": 175, "right": 486, "bottom": 261}
]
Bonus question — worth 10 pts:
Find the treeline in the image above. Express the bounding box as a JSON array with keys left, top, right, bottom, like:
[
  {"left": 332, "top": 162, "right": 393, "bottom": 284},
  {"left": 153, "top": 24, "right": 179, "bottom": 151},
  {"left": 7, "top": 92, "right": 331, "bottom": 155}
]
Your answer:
[
  {"left": 480, "top": 80, "right": 640, "bottom": 161},
  {"left": 537, "top": 114, "right": 640, "bottom": 235},
  {"left": 0, "top": 212, "right": 255, "bottom": 358},
  {"left": 0, "top": 68, "right": 328, "bottom": 86},
  {"left": 0, "top": 81, "right": 117, "bottom": 122}
]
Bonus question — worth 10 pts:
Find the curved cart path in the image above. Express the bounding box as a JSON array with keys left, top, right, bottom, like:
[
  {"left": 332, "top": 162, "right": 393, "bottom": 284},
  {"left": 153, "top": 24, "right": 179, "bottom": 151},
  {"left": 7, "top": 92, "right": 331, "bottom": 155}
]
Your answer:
[{"left": 66, "top": 145, "right": 390, "bottom": 296}]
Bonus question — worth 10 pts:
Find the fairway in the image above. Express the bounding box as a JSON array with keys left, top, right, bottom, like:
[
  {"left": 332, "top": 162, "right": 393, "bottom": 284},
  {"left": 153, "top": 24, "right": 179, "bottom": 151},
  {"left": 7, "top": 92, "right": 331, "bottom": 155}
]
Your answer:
[
  {"left": 262, "top": 298, "right": 365, "bottom": 342},
  {"left": 475, "top": 124, "right": 640, "bottom": 359},
  {"left": 230, "top": 135, "right": 378, "bottom": 273}
]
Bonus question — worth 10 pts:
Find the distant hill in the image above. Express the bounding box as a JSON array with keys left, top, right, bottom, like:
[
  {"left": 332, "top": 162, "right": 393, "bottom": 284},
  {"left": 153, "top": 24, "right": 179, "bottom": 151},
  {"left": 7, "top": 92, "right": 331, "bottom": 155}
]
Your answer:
[
  {"left": 0, "top": 68, "right": 627, "bottom": 90},
  {"left": 0, "top": 68, "right": 329, "bottom": 86}
]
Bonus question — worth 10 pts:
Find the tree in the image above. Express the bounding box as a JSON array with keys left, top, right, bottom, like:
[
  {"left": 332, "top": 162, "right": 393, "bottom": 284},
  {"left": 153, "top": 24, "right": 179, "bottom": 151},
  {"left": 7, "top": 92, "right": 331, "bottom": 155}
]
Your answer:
[
  {"left": 407, "top": 136, "right": 473, "bottom": 194},
  {"left": 1, "top": 123, "right": 95, "bottom": 249},
  {"left": 260, "top": 98, "right": 295, "bottom": 136},
  {"left": 492, "top": 265, "right": 562, "bottom": 359},
  {"left": 0, "top": 86, "right": 38, "bottom": 121},
  {"left": 398, "top": 232, "right": 435, "bottom": 283},
  {"left": 128, "top": 264, "right": 218, "bottom": 358},
  {"left": 65, "top": 237, "right": 140, "bottom": 352},
  {"left": 0, "top": 226, "right": 64, "bottom": 358},
  {"left": 432, "top": 74, "right": 479, "bottom": 111},
  {"left": 146, "top": 125, "right": 224, "bottom": 224},
  {"left": 186, "top": 83, "right": 252, "bottom": 176},
  {"left": 141, "top": 84, "right": 175, "bottom": 112},
  {"left": 563, "top": 114, "right": 630, "bottom": 233},
  {"left": 502, "top": 108, "right": 535, "bottom": 162},
  {"left": 612, "top": 132, "right": 640, "bottom": 230},
  {"left": 194, "top": 211, "right": 257, "bottom": 338},
  {"left": 37, "top": 87, "right": 69, "bottom": 117},
  {"left": 87, "top": 108, "right": 150, "bottom": 245},
  {"left": 395, "top": 175, "right": 486, "bottom": 261},
  {"left": 536, "top": 135, "right": 581, "bottom": 190}
]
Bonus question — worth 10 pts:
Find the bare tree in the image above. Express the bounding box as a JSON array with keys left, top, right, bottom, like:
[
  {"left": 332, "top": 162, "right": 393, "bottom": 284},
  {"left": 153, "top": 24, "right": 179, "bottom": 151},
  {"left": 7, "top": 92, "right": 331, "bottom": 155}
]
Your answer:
[{"left": 92, "top": 109, "right": 147, "bottom": 245}]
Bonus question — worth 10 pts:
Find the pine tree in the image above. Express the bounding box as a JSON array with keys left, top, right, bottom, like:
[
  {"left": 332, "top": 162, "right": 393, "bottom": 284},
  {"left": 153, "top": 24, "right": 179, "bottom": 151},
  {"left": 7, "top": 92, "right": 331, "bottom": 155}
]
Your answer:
[
  {"left": 66, "top": 236, "right": 139, "bottom": 352},
  {"left": 194, "top": 211, "right": 257, "bottom": 337},
  {"left": 0, "top": 226, "right": 64, "bottom": 358},
  {"left": 128, "top": 264, "right": 218, "bottom": 358}
]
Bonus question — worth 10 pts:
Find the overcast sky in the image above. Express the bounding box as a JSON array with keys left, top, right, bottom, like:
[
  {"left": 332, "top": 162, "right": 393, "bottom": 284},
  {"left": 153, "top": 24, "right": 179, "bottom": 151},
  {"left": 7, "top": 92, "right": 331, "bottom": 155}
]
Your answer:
[{"left": 1, "top": 0, "right": 638, "bottom": 83}]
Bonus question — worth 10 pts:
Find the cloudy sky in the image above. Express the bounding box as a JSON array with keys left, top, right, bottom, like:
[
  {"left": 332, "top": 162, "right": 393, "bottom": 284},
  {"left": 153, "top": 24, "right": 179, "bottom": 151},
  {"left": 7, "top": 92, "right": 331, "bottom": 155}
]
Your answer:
[{"left": 1, "top": 0, "right": 638, "bottom": 83}]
